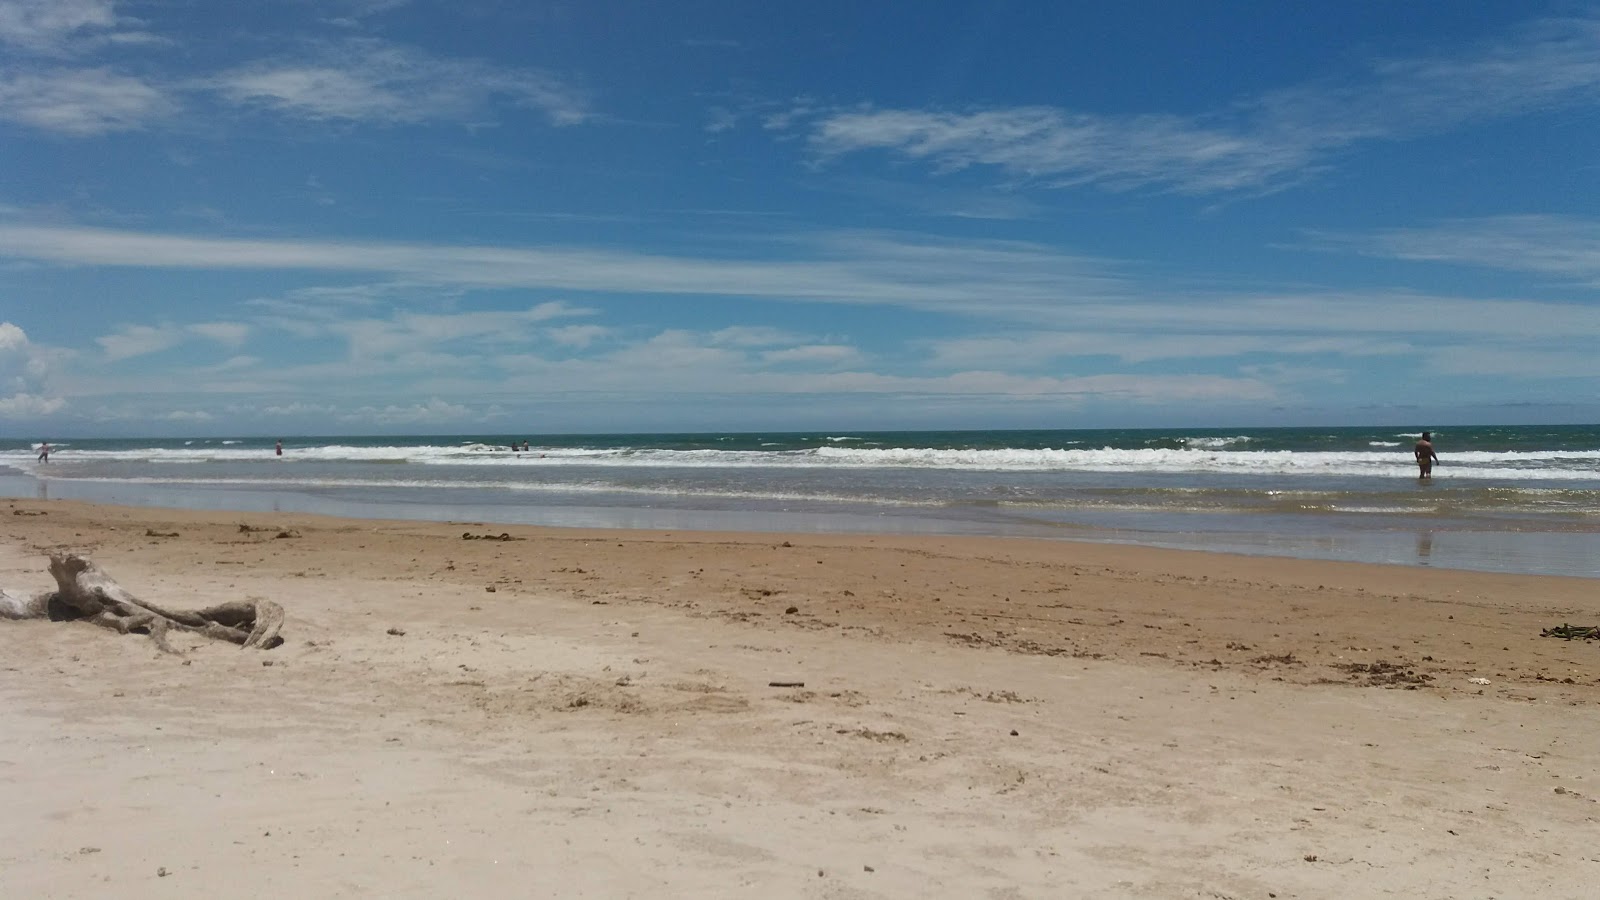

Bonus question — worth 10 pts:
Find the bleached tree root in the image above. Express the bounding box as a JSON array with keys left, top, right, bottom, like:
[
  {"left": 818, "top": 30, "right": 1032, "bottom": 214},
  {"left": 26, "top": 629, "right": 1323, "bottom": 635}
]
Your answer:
[{"left": 4, "top": 554, "right": 287, "bottom": 652}]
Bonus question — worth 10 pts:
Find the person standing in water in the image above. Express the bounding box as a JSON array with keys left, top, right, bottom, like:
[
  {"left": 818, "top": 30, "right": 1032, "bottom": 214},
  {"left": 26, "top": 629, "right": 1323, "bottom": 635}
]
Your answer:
[
  {"left": 1413, "top": 431, "right": 1439, "bottom": 479},
  {"left": 275, "top": 439, "right": 283, "bottom": 457},
  {"left": 36, "top": 441, "right": 49, "bottom": 463}
]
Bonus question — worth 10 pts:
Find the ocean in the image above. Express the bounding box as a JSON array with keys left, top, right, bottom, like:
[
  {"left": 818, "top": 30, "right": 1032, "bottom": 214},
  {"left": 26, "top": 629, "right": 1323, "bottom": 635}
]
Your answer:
[{"left": 3, "top": 425, "right": 1597, "bottom": 577}]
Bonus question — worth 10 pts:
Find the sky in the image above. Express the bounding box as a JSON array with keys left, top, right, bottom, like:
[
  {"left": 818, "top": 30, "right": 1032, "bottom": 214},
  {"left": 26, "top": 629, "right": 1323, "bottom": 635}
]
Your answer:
[{"left": 2, "top": 0, "right": 1599, "bottom": 437}]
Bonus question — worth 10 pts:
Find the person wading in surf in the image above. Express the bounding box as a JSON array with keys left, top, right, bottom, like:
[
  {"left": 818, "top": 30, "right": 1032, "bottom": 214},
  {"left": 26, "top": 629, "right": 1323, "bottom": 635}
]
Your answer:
[{"left": 1414, "top": 431, "right": 1439, "bottom": 479}]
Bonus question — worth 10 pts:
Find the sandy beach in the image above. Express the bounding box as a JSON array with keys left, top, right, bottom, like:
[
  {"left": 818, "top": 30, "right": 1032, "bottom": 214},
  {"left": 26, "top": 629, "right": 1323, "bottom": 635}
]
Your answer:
[{"left": 1, "top": 498, "right": 1596, "bottom": 898}]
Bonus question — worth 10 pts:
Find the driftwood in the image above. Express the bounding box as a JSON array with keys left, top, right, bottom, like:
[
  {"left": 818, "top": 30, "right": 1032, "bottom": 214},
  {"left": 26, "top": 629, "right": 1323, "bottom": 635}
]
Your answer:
[{"left": 1, "top": 554, "right": 283, "bottom": 652}]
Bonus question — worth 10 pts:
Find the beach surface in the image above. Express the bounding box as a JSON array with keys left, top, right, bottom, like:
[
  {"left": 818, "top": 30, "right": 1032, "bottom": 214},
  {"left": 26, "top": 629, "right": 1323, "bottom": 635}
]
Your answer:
[{"left": 1, "top": 499, "right": 1596, "bottom": 898}]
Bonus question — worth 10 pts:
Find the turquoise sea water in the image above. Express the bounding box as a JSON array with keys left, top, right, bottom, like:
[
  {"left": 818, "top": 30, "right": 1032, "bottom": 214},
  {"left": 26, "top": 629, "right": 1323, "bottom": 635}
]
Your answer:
[{"left": 3, "top": 425, "right": 1597, "bottom": 577}]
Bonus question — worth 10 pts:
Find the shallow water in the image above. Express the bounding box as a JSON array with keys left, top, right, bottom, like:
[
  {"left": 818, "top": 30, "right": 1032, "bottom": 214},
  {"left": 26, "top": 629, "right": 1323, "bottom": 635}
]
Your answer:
[{"left": 4, "top": 425, "right": 1597, "bottom": 577}]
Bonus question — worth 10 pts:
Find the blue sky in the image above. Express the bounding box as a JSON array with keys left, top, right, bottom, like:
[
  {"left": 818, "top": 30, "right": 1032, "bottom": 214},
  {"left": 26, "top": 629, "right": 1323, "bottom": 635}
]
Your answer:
[{"left": 2, "top": 1, "right": 1598, "bottom": 436}]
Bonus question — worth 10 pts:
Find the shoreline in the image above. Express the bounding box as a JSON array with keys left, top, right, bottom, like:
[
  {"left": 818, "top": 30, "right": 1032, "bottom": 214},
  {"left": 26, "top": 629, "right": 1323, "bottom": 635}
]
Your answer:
[
  {"left": 3, "top": 498, "right": 1598, "bottom": 896},
  {"left": 5, "top": 471, "right": 1597, "bottom": 578}
]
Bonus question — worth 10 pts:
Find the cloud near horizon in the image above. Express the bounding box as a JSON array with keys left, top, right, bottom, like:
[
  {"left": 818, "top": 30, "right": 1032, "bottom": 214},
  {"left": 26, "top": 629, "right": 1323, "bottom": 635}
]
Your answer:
[{"left": 0, "top": 321, "right": 66, "bottom": 419}]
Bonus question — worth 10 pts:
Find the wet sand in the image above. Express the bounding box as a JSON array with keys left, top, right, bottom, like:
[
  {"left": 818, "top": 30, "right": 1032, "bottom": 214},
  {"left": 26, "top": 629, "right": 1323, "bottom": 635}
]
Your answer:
[
  {"left": 1, "top": 499, "right": 1597, "bottom": 898},
  {"left": 9, "top": 472, "right": 1599, "bottom": 578}
]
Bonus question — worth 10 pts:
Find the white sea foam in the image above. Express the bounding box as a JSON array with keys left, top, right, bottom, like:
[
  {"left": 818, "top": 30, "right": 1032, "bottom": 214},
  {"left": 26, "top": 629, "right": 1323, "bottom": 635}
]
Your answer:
[
  {"left": 1181, "top": 435, "right": 1252, "bottom": 449},
  {"left": 4, "top": 443, "right": 1598, "bottom": 481}
]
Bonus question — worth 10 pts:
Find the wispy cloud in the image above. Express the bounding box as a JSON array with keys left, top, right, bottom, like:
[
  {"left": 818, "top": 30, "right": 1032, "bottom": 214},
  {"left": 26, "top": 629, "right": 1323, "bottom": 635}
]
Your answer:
[
  {"left": 7, "top": 223, "right": 1599, "bottom": 342},
  {"left": 0, "top": 9, "right": 584, "bottom": 136},
  {"left": 797, "top": 15, "right": 1600, "bottom": 194},
  {"left": 186, "top": 321, "right": 251, "bottom": 346},
  {"left": 210, "top": 38, "right": 590, "bottom": 126},
  {"left": 808, "top": 107, "right": 1311, "bottom": 194},
  {"left": 95, "top": 321, "right": 253, "bottom": 361},
  {"left": 707, "top": 325, "right": 803, "bottom": 348},
  {"left": 86, "top": 403, "right": 214, "bottom": 423},
  {"left": 505, "top": 340, "right": 1277, "bottom": 403},
  {"left": 0, "top": 0, "right": 166, "bottom": 58},
  {"left": 335, "top": 303, "right": 588, "bottom": 360},
  {"left": 925, "top": 332, "right": 1415, "bottom": 369},
  {"left": 53, "top": 303, "right": 1289, "bottom": 415},
  {"left": 545, "top": 324, "right": 610, "bottom": 348},
  {"left": 317, "top": 0, "right": 412, "bottom": 29},
  {"left": 1304, "top": 214, "right": 1600, "bottom": 286},
  {"left": 760, "top": 344, "right": 860, "bottom": 366},
  {"left": 341, "top": 397, "right": 484, "bottom": 426},
  {"left": 463, "top": 331, "right": 1278, "bottom": 405},
  {"left": 1426, "top": 343, "right": 1600, "bottom": 378},
  {"left": 1252, "top": 16, "right": 1600, "bottom": 143},
  {"left": 0, "top": 67, "right": 174, "bottom": 134},
  {"left": 0, "top": 0, "right": 116, "bottom": 55},
  {"left": 0, "top": 223, "right": 1123, "bottom": 320}
]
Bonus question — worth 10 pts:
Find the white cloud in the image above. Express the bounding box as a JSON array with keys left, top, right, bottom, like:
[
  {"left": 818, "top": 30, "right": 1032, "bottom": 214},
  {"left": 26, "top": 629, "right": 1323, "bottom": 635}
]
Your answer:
[
  {"left": 0, "top": 320, "right": 64, "bottom": 417},
  {"left": 95, "top": 321, "right": 253, "bottom": 361},
  {"left": 0, "top": 0, "right": 115, "bottom": 54},
  {"left": 705, "top": 105, "right": 737, "bottom": 133},
  {"left": 0, "top": 67, "right": 175, "bottom": 134},
  {"left": 335, "top": 304, "right": 590, "bottom": 359},
  {"left": 96, "top": 323, "right": 182, "bottom": 360},
  {"left": 546, "top": 324, "right": 610, "bottom": 347},
  {"left": 809, "top": 107, "right": 1309, "bottom": 195},
  {"left": 87, "top": 404, "right": 215, "bottom": 422},
  {"left": 604, "top": 329, "right": 748, "bottom": 373},
  {"left": 341, "top": 397, "right": 483, "bottom": 425},
  {"left": 0, "top": 223, "right": 1125, "bottom": 321},
  {"left": 320, "top": 0, "right": 411, "bottom": 28},
  {"left": 926, "top": 332, "right": 1414, "bottom": 368},
  {"left": 452, "top": 327, "right": 1275, "bottom": 406},
  {"left": 0, "top": 391, "right": 63, "bottom": 416},
  {"left": 1304, "top": 214, "right": 1600, "bottom": 286},
  {"left": 9, "top": 224, "right": 1597, "bottom": 343},
  {"left": 213, "top": 355, "right": 261, "bottom": 371},
  {"left": 761, "top": 344, "right": 860, "bottom": 365},
  {"left": 798, "top": 15, "right": 1600, "bottom": 194},
  {"left": 748, "top": 369, "right": 1278, "bottom": 404},
  {"left": 343, "top": 330, "right": 1279, "bottom": 408},
  {"left": 708, "top": 325, "right": 800, "bottom": 347},
  {"left": 1252, "top": 16, "right": 1600, "bottom": 142},
  {"left": 0, "top": 320, "right": 27, "bottom": 352},
  {"left": 212, "top": 39, "right": 589, "bottom": 127},
  {"left": 1425, "top": 344, "right": 1600, "bottom": 379},
  {"left": 261, "top": 401, "right": 339, "bottom": 417},
  {"left": 1237, "top": 363, "right": 1350, "bottom": 385},
  {"left": 187, "top": 321, "right": 251, "bottom": 345}
]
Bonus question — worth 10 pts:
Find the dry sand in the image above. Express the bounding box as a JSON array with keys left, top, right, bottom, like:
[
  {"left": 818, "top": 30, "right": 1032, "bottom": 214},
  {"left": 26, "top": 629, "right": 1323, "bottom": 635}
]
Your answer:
[{"left": 1, "top": 498, "right": 1597, "bottom": 898}]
